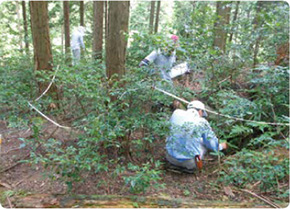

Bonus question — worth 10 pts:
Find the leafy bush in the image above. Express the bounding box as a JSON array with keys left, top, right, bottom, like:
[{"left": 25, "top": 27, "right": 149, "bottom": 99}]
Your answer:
[
  {"left": 219, "top": 140, "right": 289, "bottom": 197},
  {"left": 124, "top": 161, "right": 164, "bottom": 194}
]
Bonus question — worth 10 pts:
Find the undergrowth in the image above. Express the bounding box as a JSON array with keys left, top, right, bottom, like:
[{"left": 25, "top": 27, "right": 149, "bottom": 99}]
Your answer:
[{"left": 0, "top": 41, "right": 289, "bottom": 196}]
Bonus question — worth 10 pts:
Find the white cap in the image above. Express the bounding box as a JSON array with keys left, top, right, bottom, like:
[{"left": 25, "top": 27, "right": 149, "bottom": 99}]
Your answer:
[
  {"left": 187, "top": 100, "right": 208, "bottom": 117},
  {"left": 78, "top": 26, "right": 86, "bottom": 35}
]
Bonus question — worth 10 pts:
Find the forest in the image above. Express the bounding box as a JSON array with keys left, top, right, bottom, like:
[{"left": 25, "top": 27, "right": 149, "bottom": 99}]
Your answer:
[{"left": 0, "top": 1, "right": 289, "bottom": 208}]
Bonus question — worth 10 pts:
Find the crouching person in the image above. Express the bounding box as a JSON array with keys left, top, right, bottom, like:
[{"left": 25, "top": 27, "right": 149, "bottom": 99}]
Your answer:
[{"left": 165, "top": 100, "right": 227, "bottom": 173}]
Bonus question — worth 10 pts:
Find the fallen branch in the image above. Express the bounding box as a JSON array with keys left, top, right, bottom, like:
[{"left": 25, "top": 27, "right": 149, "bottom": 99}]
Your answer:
[
  {"left": 0, "top": 181, "right": 12, "bottom": 189},
  {"left": 12, "top": 173, "right": 34, "bottom": 187},
  {"left": 240, "top": 189, "right": 280, "bottom": 208},
  {"left": 7, "top": 196, "right": 13, "bottom": 208},
  {"left": 0, "top": 153, "right": 30, "bottom": 173},
  {"left": 28, "top": 102, "right": 71, "bottom": 130},
  {"left": 2, "top": 147, "right": 25, "bottom": 155},
  {"left": 35, "top": 65, "right": 60, "bottom": 102},
  {"left": 218, "top": 76, "right": 231, "bottom": 85}
]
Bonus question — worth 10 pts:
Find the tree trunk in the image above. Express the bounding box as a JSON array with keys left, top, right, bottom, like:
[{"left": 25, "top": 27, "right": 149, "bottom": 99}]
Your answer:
[
  {"left": 213, "top": 2, "right": 231, "bottom": 53},
  {"left": 252, "top": 1, "right": 265, "bottom": 68},
  {"left": 16, "top": 2, "right": 23, "bottom": 52},
  {"left": 22, "top": 1, "right": 29, "bottom": 55},
  {"left": 80, "top": 1, "right": 84, "bottom": 26},
  {"left": 105, "top": 0, "right": 108, "bottom": 40},
  {"left": 30, "top": 1, "right": 57, "bottom": 98},
  {"left": 106, "top": 1, "right": 130, "bottom": 160},
  {"left": 93, "top": 1, "right": 104, "bottom": 60},
  {"left": 229, "top": 1, "right": 240, "bottom": 43},
  {"left": 63, "top": 1, "right": 70, "bottom": 63},
  {"left": 61, "top": 25, "right": 64, "bottom": 55},
  {"left": 106, "top": 1, "right": 130, "bottom": 81},
  {"left": 154, "top": 1, "right": 161, "bottom": 34},
  {"left": 149, "top": 1, "right": 155, "bottom": 34}
]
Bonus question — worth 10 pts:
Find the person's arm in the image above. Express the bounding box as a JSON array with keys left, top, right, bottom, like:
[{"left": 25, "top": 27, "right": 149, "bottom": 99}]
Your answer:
[
  {"left": 139, "top": 50, "right": 158, "bottom": 67},
  {"left": 201, "top": 119, "right": 226, "bottom": 152},
  {"left": 139, "top": 59, "right": 150, "bottom": 67},
  {"left": 79, "top": 35, "right": 85, "bottom": 49}
]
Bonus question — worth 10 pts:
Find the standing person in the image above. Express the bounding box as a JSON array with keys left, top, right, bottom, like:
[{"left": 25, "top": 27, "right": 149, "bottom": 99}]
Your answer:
[
  {"left": 139, "top": 35, "right": 190, "bottom": 82},
  {"left": 71, "top": 26, "right": 86, "bottom": 65},
  {"left": 165, "top": 100, "right": 227, "bottom": 173}
]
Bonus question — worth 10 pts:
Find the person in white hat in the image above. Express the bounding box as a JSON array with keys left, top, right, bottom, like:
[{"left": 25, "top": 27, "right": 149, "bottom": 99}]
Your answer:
[
  {"left": 71, "top": 26, "right": 86, "bottom": 65},
  {"left": 165, "top": 100, "right": 227, "bottom": 173}
]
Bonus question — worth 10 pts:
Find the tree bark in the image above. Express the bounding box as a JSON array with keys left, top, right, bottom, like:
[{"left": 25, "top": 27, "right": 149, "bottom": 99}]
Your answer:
[
  {"left": 61, "top": 25, "right": 64, "bottom": 55},
  {"left": 149, "top": 1, "right": 155, "bottom": 34},
  {"left": 213, "top": 2, "right": 232, "bottom": 53},
  {"left": 30, "top": 1, "right": 57, "bottom": 98},
  {"left": 93, "top": 1, "right": 104, "bottom": 60},
  {"left": 154, "top": 1, "right": 161, "bottom": 34},
  {"left": 105, "top": 0, "right": 108, "bottom": 40},
  {"left": 22, "top": 1, "right": 29, "bottom": 54},
  {"left": 63, "top": 1, "right": 70, "bottom": 62},
  {"left": 106, "top": 1, "right": 129, "bottom": 80},
  {"left": 252, "top": 1, "right": 265, "bottom": 68},
  {"left": 16, "top": 2, "right": 23, "bottom": 52},
  {"left": 80, "top": 1, "right": 84, "bottom": 26},
  {"left": 229, "top": 1, "right": 240, "bottom": 43}
]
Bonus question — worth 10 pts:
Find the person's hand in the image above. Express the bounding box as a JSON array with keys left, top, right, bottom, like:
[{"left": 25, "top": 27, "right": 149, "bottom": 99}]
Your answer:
[{"left": 221, "top": 142, "right": 228, "bottom": 150}]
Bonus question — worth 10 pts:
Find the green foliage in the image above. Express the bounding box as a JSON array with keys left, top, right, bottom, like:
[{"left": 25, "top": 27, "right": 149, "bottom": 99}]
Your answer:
[
  {"left": 124, "top": 161, "right": 164, "bottom": 194},
  {"left": 0, "top": 0, "right": 288, "bottom": 198},
  {"left": 0, "top": 54, "right": 35, "bottom": 129},
  {"left": 12, "top": 57, "right": 171, "bottom": 193},
  {"left": 219, "top": 141, "right": 289, "bottom": 196}
]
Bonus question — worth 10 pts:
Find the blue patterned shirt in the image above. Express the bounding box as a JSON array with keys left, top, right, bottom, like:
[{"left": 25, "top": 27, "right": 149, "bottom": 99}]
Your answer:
[{"left": 166, "top": 109, "right": 222, "bottom": 160}]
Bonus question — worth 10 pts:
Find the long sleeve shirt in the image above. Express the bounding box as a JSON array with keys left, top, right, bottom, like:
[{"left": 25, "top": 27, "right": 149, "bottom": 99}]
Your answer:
[
  {"left": 139, "top": 49, "right": 176, "bottom": 81},
  {"left": 71, "top": 30, "right": 85, "bottom": 50},
  {"left": 166, "top": 109, "right": 223, "bottom": 160}
]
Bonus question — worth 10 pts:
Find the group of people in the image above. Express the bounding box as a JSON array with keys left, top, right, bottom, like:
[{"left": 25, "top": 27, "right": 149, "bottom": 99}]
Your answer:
[
  {"left": 139, "top": 34, "right": 227, "bottom": 172},
  {"left": 71, "top": 27, "right": 227, "bottom": 172}
]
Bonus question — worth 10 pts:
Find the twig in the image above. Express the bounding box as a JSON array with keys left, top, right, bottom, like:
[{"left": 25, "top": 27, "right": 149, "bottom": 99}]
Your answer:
[
  {"left": 35, "top": 65, "right": 60, "bottom": 102},
  {"left": 218, "top": 76, "right": 231, "bottom": 85},
  {"left": 0, "top": 181, "right": 12, "bottom": 189},
  {"left": 74, "top": 93, "right": 88, "bottom": 118},
  {"left": 240, "top": 189, "right": 280, "bottom": 208},
  {"left": 44, "top": 127, "right": 59, "bottom": 140},
  {"left": 0, "top": 153, "right": 30, "bottom": 173},
  {"left": 2, "top": 147, "right": 25, "bottom": 155},
  {"left": 7, "top": 196, "right": 12, "bottom": 208},
  {"left": 28, "top": 102, "right": 71, "bottom": 130},
  {"left": 12, "top": 173, "right": 33, "bottom": 187}
]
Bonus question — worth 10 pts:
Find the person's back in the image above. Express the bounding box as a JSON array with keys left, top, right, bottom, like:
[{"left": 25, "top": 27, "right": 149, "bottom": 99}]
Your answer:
[
  {"left": 165, "top": 100, "right": 227, "bottom": 171},
  {"left": 166, "top": 109, "right": 207, "bottom": 160},
  {"left": 71, "top": 26, "right": 86, "bottom": 65},
  {"left": 71, "top": 30, "right": 83, "bottom": 50}
]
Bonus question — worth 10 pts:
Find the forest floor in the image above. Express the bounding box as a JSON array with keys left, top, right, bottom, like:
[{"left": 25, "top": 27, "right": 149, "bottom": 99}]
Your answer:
[
  {"left": 0, "top": 72, "right": 288, "bottom": 208},
  {"left": 0, "top": 121, "right": 280, "bottom": 208}
]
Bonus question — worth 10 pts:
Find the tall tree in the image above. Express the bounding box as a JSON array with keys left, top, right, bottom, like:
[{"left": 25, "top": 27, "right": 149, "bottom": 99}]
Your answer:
[
  {"left": 106, "top": 1, "right": 130, "bottom": 159},
  {"left": 106, "top": 1, "right": 130, "bottom": 81},
  {"left": 30, "top": 1, "right": 56, "bottom": 97},
  {"left": 93, "top": 1, "right": 104, "bottom": 60},
  {"left": 149, "top": 1, "right": 155, "bottom": 34},
  {"left": 80, "top": 1, "right": 84, "bottom": 26},
  {"left": 213, "top": 2, "right": 232, "bottom": 53},
  {"left": 154, "top": 1, "right": 161, "bottom": 34},
  {"left": 252, "top": 1, "right": 268, "bottom": 67},
  {"left": 16, "top": 2, "right": 23, "bottom": 52},
  {"left": 63, "top": 1, "right": 70, "bottom": 62},
  {"left": 229, "top": 1, "right": 240, "bottom": 43},
  {"left": 22, "top": 1, "right": 29, "bottom": 54}
]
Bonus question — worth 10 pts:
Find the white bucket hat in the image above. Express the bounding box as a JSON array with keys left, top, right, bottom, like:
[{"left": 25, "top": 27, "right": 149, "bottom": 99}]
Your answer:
[
  {"left": 187, "top": 100, "right": 208, "bottom": 117},
  {"left": 78, "top": 26, "right": 86, "bottom": 35}
]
